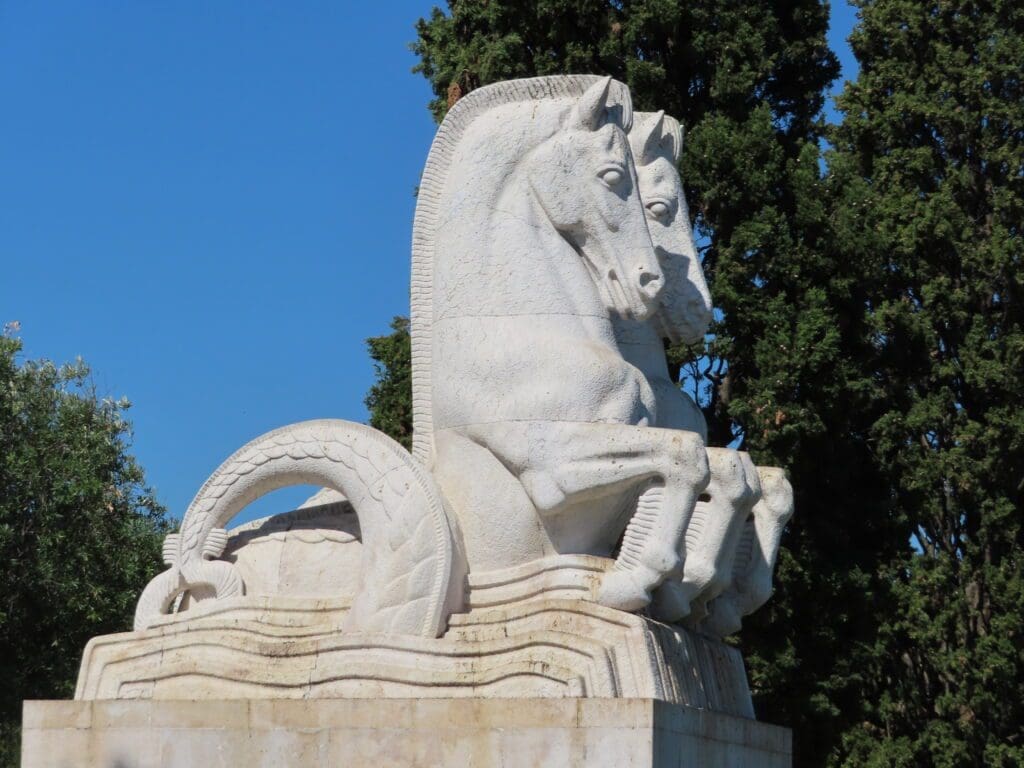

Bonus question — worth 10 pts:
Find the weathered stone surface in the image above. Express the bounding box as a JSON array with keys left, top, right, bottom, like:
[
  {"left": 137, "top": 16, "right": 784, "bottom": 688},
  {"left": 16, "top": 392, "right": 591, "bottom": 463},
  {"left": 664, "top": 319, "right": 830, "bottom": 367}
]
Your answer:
[
  {"left": 23, "top": 698, "right": 791, "bottom": 768},
  {"left": 133, "top": 420, "right": 462, "bottom": 638},
  {"left": 77, "top": 557, "right": 754, "bottom": 719},
  {"left": 214, "top": 501, "right": 363, "bottom": 601}
]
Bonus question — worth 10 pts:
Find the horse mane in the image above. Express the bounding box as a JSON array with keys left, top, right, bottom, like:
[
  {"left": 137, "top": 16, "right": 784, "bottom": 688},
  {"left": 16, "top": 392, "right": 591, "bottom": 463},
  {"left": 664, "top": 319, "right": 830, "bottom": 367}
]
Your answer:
[{"left": 410, "top": 75, "right": 633, "bottom": 465}]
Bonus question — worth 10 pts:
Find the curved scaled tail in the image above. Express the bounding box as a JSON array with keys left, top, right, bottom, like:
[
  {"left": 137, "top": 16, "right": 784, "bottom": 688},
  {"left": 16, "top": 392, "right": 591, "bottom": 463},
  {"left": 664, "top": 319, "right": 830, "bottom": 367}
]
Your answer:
[{"left": 134, "top": 419, "right": 459, "bottom": 637}]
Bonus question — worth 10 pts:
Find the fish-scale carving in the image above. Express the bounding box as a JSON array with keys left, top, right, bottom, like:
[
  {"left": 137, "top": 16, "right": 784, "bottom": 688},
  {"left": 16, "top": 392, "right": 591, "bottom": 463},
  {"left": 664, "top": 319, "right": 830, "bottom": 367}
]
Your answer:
[{"left": 134, "top": 419, "right": 458, "bottom": 638}]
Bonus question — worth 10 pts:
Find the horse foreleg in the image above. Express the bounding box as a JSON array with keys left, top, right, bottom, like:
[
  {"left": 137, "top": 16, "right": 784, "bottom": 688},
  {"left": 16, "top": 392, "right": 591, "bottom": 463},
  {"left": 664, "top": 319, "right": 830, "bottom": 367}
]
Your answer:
[
  {"left": 598, "top": 479, "right": 688, "bottom": 611},
  {"left": 702, "top": 466, "right": 794, "bottom": 636},
  {"left": 467, "top": 421, "right": 709, "bottom": 612},
  {"left": 652, "top": 449, "right": 760, "bottom": 623}
]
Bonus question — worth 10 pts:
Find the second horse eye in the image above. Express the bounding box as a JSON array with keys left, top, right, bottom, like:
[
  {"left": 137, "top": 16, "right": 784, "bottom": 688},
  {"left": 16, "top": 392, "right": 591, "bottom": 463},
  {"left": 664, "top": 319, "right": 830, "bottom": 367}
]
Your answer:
[{"left": 648, "top": 201, "right": 670, "bottom": 218}]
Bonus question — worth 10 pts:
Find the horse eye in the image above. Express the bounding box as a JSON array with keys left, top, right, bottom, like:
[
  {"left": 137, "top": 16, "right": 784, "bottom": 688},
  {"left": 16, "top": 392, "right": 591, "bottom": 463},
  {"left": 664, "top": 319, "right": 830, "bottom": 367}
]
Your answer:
[
  {"left": 647, "top": 200, "right": 671, "bottom": 219},
  {"left": 599, "top": 167, "right": 624, "bottom": 187}
]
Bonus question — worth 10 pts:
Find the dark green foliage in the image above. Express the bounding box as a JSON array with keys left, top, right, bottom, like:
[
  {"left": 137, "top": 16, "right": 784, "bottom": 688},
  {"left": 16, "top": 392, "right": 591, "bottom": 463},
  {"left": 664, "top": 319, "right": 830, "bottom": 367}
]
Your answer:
[
  {"left": 365, "top": 317, "right": 413, "bottom": 451},
  {"left": 825, "top": 0, "right": 1024, "bottom": 763},
  {"left": 0, "top": 333, "right": 168, "bottom": 766}
]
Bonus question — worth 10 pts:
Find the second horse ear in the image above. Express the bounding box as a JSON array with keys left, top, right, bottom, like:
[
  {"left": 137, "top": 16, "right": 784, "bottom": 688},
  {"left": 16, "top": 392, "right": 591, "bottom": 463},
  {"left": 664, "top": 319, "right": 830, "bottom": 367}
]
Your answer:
[
  {"left": 636, "top": 111, "right": 684, "bottom": 165},
  {"left": 637, "top": 111, "right": 667, "bottom": 165},
  {"left": 567, "top": 76, "right": 613, "bottom": 131},
  {"left": 664, "top": 115, "right": 683, "bottom": 164}
]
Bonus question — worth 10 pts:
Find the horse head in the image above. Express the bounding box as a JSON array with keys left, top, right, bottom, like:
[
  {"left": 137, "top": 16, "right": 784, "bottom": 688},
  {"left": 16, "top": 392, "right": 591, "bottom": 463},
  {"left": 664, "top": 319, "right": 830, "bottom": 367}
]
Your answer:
[
  {"left": 629, "top": 111, "right": 713, "bottom": 345},
  {"left": 524, "top": 77, "right": 663, "bottom": 322}
]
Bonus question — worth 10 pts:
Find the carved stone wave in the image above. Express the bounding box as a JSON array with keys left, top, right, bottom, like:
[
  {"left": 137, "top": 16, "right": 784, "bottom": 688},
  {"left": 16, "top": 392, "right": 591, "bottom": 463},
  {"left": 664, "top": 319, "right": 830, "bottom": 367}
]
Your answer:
[{"left": 77, "top": 562, "right": 753, "bottom": 719}]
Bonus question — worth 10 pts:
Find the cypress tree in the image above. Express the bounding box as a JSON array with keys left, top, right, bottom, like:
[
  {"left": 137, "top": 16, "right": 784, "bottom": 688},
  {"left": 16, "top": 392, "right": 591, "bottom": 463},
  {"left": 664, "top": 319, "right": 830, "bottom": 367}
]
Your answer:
[
  {"left": 365, "top": 316, "right": 413, "bottom": 451},
  {"left": 827, "top": 0, "right": 1024, "bottom": 763}
]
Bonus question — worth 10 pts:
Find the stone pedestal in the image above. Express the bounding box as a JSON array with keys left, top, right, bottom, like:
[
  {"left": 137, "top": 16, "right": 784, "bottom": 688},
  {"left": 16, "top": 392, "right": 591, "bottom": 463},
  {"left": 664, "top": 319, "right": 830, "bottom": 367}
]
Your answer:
[{"left": 23, "top": 698, "right": 790, "bottom": 767}]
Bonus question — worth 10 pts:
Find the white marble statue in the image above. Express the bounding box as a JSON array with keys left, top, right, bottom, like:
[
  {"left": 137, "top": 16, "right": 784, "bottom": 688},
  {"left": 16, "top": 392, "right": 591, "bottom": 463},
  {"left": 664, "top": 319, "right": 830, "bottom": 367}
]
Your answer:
[
  {"left": 99, "top": 75, "right": 793, "bottom": 712},
  {"left": 417, "top": 76, "right": 709, "bottom": 614}
]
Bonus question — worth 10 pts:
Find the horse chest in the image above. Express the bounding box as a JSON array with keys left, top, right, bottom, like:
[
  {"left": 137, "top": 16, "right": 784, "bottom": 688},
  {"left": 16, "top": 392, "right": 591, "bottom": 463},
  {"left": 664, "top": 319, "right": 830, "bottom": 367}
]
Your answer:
[
  {"left": 581, "top": 350, "right": 658, "bottom": 426},
  {"left": 552, "top": 342, "right": 655, "bottom": 428}
]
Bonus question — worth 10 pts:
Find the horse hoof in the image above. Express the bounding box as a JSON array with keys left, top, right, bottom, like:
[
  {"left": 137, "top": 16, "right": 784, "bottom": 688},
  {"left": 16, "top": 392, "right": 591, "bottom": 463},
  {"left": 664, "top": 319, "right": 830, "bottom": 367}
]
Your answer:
[
  {"left": 650, "top": 580, "right": 691, "bottom": 623},
  {"left": 596, "top": 569, "right": 651, "bottom": 612}
]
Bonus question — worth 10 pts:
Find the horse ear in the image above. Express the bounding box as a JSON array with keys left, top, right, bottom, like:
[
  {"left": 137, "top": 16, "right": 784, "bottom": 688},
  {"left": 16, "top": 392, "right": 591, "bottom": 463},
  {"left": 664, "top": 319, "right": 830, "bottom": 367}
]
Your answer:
[
  {"left": 638, "top": 111, "right": 668, "bottom": 164},
  {"left": 568, "top": 76, "right": 613, "bottom": 131},
  {"left": 638, "top": 111, "right": 684, "bottom": 165},
  {"left": 665, "top": 115, "right": 684, "bottom": 164}
]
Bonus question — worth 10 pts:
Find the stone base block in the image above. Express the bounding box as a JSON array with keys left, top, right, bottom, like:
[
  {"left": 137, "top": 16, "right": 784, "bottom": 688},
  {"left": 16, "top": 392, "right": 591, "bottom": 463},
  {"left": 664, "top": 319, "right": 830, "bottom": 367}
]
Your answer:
[{"left": 23, "top": 698, "right": 790, "bottom": 767}]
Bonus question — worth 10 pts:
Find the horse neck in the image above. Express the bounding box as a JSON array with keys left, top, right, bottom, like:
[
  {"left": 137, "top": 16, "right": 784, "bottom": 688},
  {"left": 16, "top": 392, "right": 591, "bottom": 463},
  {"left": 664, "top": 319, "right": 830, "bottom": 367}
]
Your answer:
[
  {"left": 613, "top": 316, "right": 673, "bottom": 381},
  {"left": 436, "top": 166, "right": 611, "bottom": 331}
]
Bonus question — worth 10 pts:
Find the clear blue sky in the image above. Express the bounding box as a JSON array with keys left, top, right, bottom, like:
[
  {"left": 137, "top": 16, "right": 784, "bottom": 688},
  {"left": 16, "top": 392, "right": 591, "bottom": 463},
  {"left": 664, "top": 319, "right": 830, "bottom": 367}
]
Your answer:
[{"left": 0, "top": 2, "right": 859, "bottom": 524}]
